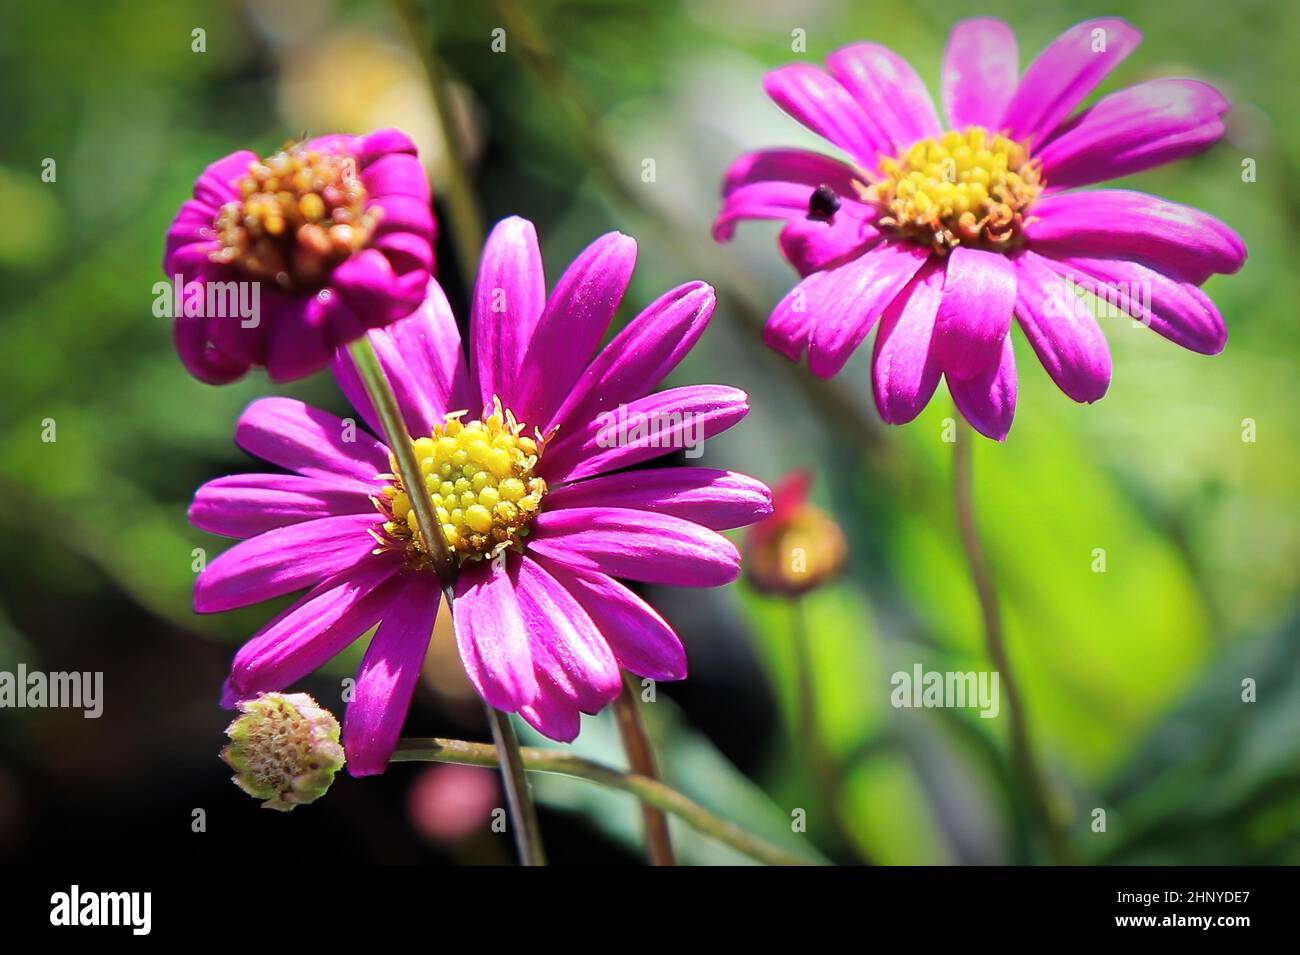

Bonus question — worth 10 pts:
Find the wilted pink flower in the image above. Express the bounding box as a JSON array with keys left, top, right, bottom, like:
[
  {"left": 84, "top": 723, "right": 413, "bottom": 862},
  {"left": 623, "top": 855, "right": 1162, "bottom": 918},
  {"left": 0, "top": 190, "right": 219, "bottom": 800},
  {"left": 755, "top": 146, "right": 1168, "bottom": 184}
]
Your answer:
[
  {"left": 715, "top": 18, "right": 1246, "bottom": 439},
  {"left": 190, "top": 217, "right": 771, "bottom": 774},
  {"left": 164, "top": 129, "right": 434, "bottom": 384}
]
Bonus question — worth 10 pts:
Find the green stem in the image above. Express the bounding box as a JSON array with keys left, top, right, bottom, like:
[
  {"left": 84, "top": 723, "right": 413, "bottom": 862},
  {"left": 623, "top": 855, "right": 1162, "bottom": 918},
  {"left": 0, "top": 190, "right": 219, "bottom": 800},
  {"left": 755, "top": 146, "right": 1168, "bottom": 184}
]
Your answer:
[
  {"left": 346, "top": 337, "right": 547, "bottom": 866},
  {"left": 392, "top": 0, "right": 485, "bottom": 280},
  {"left": 953, "top": 419, "right": 1070, "bottom": 865},
  {"left": 611, "top": 671, "right": 675, "bottom": 865},
  {"left": 392, "top": 737, "right": 813, "bottom": 866},
  {"left": 484, "top": 707, "right": 547, "bottom": 865}
]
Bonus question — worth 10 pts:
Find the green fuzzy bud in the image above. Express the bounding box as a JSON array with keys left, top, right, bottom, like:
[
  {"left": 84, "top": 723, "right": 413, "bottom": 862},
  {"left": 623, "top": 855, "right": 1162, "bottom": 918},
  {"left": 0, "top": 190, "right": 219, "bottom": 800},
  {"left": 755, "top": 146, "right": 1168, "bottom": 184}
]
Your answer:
[{"left": 221, "top": 692, "right": 345, "bottom": 811}]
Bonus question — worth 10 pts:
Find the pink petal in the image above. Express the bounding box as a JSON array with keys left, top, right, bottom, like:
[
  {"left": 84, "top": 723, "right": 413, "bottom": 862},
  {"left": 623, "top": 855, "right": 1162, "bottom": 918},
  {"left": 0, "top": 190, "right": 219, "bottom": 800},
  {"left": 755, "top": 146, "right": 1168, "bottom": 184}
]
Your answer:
[
  {"left": 826, "top": 43, "right": 943, "bottom": 155},
  {"left": 1004, "top": 18, "right": 1142, "bottom": 146},
  {"left": 222, "top": 557, "right": 403, "bottom": 705},
  {"left": 544, "top": 467, "right": 773, "bottom": 530},
  {"left": 872, "top": 261, "right": 944, "bottom": 425},
  {"left": 331, "top": 279, "right": 472, "bottom": 438},
  {"left": 195, "top": 513, "right": 384, "bottom": 613},
  {"left": 1012, "top": 249, "right": 1111, "bottom": 403},
  {"left": 948, "top": 333, "right": 1018, "bottom": 441},
  {"left": 719, "top": 148, "right": 866, "bottom": 200},
  {"left": 518, "top": 672, "right": 581, "bottom": 743},
  {"left": 762, "top": 63, "right": 892, "bottom": 167},
  {"left": 235, "top": 397, "right": 390, "bottom": 484},
  {"left": 1025, "top": 189, "right": 1246, "bottom": 285},
  {"left": 933, "top": 247, "right": 1017, "bottom": 381},
  {"left": 942, "top": 18, "right": 1019, "bottom": 130},
  {"left": 453, "top": 556, "right": 538, "bottom": 711},
  {"left": 344, "top": 572, "right": 442, "bottom": 776},
  {"left": 470, "top": 217, "right": 547, "bottom": 411},
  {"left": 528, "top": 507, "right": 740, "bottom": 587},
  {"left": 541, "top": 384, "right": 750, "bottom": 485},
  {"left": 512, "top": 232, "right": 637, "bottom": 428},
  {"left": 1036, "top": 79, "right": 1230, "bottom": 190},
  {"left": 532, "top": 556, "right": 687, "bottom": 681},
  {"left": 190, "top": 473, "right": 374, "bottom": 539},
  {"left": 1041, "top": 253, "right": 1226, "bottom": 355},
  {"left": 779, "top": 213, "right": 882, "bottom": 277},
  {"left": 547, "top": 281, "right": 715, "bottom": 437},
  {"left": 806, "top": 242, "right": 932, "bottom": 378},
  {"left": 516, "top": 556, "right": 622, "bottom": 712}
]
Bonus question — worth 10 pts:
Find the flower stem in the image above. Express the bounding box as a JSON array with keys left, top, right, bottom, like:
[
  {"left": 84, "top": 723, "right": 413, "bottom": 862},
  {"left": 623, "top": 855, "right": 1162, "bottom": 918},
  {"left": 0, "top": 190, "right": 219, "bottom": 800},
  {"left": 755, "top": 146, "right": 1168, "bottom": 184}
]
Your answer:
[
  {"left": 611, "top": 671, "right": 675, "bottom": 865},
  {"left": 392, "top": 737, "right": 814, "bottom": 866},
  {"left": 953, "top": 419, "right": 1070, "bottom": 865},
  {"left": 483, "top": 707, "right": 548, "bottom": 865},
  {"left": 346, "top": 337, "right": 547, "bottom": 866}
]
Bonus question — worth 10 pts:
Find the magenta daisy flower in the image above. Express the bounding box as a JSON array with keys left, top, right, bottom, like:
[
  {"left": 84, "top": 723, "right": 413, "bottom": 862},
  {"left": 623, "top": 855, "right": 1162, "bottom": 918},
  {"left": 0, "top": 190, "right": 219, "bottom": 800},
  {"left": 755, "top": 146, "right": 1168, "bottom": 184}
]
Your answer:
[
  {"left": 190, "top": 217, "right": 771, "bottom": 774},
  {"left": 714, "top": 18, "right": 1246, "bottom": 439},
  {"left": 164, "top": 129, "right": 434, "bottom": 384}
]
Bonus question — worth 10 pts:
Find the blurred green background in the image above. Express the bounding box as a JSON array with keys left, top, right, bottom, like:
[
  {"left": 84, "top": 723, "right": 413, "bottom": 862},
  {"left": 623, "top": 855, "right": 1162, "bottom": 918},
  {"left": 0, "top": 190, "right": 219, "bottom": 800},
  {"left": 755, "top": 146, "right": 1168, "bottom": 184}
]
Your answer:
[{"left": 1, "top": 0, "right": 1297, "bottom": 864}]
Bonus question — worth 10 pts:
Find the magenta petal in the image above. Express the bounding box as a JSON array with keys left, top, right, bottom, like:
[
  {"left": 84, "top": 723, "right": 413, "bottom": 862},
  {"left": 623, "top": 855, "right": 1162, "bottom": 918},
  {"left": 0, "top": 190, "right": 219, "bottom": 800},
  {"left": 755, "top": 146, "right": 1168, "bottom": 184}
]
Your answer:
[
  {"left": 720, "top": 148, "right": 866, "bottom": 201},
  {"left": 453, "top": 557, "right": 538, "bottom": 711},
  {"left": 942, "top": 18, "right": 1019, "bottom": 130},
  {"left": 547, "top": 281, "right": 715, "bottom": 436},
  {"left": 223, "top": 557, "right": 403, "bottom": 705},
  {"left": 513, "top": 232, "right": 637, "bottom": 428},
  {"left": 541, "top": 384, "right": 750, "bottom": 484},
  {"left": 532, "top": 556, "right": 687, "bottom": 681},
  {"left": 948, "top": 333, "right": 1018, "bottom": 441},
  {"left": 193, "top": 150, "right": 257, "bottom": 209},
  {"left": 518, "top": 672, "right": 581, "bottom": 743},
  {"left": 263, "top": 293, "right": 335, "bottom": 383},
  {"left": 1012, "top": 250, "right": 1112, "bottom": 403},
  {"left": 826, "top": 43, "right": 943, "bottom": 155},
  {"left": 528, "top": 507, "right": 741, "bottom": 587},
  {"left": 343, "top": 572, "right": 442, "bottom": 776},
  {"left": 1003, "top": 17, "right": 1142, "bottom": 146},
  {"left": 872, "top": 262, "right": 944, "bottom": 425},
  {"left": 544, "top": 467, "right": 773, "bottom": 530},
  {"left": 359, "top": 152, "right": 430, "bottom": 200},
  {"left": 190, "top": 474, "right": 373, "bottom": 539},
  {"left": 779, "top": 214, "right": 881, "bottom": 277},
  {"left": 806, "top": 242, "right": 931, "bottom": 379},
  {"left": 471, "top": 217, "right": 547, "bottom": 410},
  {"left": 195, "top": 513, "right": 384, "bottom": 613},
  {"left": 1042, "top": 254, "right": 1227, "bottom": 355},
  {"left": 932, "top": 247, "right": 1017, "bottom": 381},
  {"left": 173, "top": 312, "right": 249, "bottom": 384},
  {"left": 356, "top": 128, "right": 418, "bottom": 164},
  {"left": 1025, "top": 190, "right": 1246, "bottom": 284},
  {"left": 331, "top": 279, "right": 471, "bottom": 438},
  {"left": 762, "top": 63, "right": 892, "bottom": 168},
  {"left": 235, "top": 397, "right": 390, "bottom": 484},
  {"left": 1036, "top": 79, "right": 1230, "bottom": 190},
  {"left": 516, "top": 556, "right": 621, "bottom": 713}
]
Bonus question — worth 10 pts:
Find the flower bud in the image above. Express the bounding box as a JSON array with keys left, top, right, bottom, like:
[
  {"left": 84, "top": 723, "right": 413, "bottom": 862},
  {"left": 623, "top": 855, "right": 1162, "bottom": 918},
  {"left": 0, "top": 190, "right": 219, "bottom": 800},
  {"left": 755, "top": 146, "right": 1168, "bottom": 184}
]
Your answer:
[
  {"left": 745, "top": 471, "right": 846, "bottom": 596},
  {"left": 221, "top": 692, "right": 345, "bottom": 811}
]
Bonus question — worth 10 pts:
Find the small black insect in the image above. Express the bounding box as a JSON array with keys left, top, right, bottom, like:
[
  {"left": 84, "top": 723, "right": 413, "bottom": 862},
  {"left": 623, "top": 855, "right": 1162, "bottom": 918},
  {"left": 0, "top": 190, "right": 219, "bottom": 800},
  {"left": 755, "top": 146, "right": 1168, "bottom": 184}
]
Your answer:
[{"left": 806, "top": 184, "right": 841, "bottom": 223}]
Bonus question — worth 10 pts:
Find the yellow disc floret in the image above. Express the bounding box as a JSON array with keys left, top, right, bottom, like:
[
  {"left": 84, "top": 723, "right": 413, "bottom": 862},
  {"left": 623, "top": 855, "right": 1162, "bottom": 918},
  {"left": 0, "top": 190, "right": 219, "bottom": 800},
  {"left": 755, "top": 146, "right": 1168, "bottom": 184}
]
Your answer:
[
  {"left": 862, "top": 126, "right": 1043, "bottom": 254},
  {"left": 374, "top": 399, "right": 547, "bottom": 567}
]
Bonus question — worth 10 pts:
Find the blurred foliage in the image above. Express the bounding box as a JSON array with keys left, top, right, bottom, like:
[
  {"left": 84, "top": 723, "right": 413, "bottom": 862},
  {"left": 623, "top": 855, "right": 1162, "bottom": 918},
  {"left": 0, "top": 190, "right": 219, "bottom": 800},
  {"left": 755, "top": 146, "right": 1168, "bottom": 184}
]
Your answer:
[{"left": 0, "top": 0, "right": 1297, "bottom": 863}]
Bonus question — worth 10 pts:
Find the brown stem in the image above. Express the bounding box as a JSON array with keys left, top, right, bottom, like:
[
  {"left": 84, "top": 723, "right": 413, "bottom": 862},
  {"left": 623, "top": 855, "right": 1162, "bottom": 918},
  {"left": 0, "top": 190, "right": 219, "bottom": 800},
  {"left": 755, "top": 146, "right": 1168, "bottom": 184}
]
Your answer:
[{"left": 611, "top": 671, "right": 675, "bottom": 865}]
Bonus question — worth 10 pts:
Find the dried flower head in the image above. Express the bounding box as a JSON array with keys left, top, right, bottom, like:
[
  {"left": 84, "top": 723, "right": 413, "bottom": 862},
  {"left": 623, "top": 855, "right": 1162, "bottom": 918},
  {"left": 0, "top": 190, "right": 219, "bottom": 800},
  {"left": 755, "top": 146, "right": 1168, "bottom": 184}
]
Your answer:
[{"left": 221, "top": 692, "right": 345, "bottom": 811}]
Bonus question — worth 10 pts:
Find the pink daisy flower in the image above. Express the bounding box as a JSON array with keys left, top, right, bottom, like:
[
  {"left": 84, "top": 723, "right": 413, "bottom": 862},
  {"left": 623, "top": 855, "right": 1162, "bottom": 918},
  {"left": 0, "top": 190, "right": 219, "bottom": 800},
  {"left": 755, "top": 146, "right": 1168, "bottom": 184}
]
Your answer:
[
  {"left": 164, "top": 129, "right": 434, "bottom": 384},
  {"left": 714, "top": 18, "right": 1247, "bottom": 439},
  {"left": 190, "top": 217, "right": 771, "bottom": 774}
]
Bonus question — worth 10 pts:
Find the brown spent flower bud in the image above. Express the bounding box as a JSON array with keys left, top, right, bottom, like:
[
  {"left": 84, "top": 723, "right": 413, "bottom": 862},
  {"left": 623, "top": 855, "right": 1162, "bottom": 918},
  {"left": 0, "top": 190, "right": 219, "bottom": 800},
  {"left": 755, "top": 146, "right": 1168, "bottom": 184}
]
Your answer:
[
  {"left": 221, "top": 692, "right": 345, "bottom": 811},
  {"left": 744, "top": 471, "right": 847, "bottom": 597}
]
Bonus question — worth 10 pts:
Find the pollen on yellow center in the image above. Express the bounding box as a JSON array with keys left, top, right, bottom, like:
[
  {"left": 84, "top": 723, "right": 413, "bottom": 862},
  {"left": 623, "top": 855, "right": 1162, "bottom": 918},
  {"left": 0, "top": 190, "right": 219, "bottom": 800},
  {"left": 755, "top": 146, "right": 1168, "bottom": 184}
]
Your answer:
[
  {"left": 209, "top": 142, "right": 380, "bottom": 290},
  {"left": 861, "top": 126, "right": 1043, "bottom": 254},
  {"left": 375, "top": 401, "right": 547, "bottom": 567}
]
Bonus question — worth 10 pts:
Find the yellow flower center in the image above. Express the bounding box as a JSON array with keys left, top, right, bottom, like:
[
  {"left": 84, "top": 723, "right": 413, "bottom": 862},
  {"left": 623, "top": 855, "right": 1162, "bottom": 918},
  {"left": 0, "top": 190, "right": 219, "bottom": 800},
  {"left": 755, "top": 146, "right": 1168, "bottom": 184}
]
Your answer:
[
  {"left": 375, "top": 402, "right": 548, "bottom": 567},
  {"left": 209, "top": 142, "right": 380, "bottom": 290},
  {"left": 861, "top": 127, "right": 1043, "bottom": 254}
]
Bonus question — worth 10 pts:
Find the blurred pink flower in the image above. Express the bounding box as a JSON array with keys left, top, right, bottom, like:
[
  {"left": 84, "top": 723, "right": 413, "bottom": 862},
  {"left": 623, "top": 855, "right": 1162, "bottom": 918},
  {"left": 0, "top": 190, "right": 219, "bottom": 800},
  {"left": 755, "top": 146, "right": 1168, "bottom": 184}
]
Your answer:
[
  {"left": 164, "top": 129, "right": 434, "bottom": 383},
  {"left": 716, "top": 18, "right": 1246, "bottom": 439},
  {"left": 189, "top": 217, "right": 771, "bottom": 773},
  {"left": 408, "top": 764, "right": 498, "bottom": 845}
]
